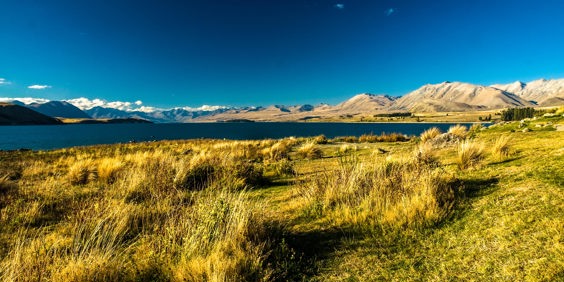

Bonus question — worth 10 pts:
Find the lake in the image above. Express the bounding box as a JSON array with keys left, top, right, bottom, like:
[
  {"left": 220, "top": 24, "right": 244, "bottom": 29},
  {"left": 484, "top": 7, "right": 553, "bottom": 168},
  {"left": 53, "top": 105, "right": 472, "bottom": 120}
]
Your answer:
[{"left": 0, "top": 122, "right": 481, "bottom": 151}]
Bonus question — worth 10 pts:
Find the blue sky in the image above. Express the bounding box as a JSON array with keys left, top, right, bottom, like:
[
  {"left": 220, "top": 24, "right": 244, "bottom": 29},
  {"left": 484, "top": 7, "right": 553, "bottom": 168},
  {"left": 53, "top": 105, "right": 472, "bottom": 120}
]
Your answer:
[{"left": 1, "top": 0, "right": 564, "bottom": 109}]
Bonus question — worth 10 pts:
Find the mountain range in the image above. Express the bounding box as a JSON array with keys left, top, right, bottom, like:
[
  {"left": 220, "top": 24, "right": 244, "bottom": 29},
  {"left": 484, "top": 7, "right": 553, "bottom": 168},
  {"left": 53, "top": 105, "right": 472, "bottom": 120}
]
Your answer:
[{"left": 2, "top": 78, "right": 563, "bottom": 123}]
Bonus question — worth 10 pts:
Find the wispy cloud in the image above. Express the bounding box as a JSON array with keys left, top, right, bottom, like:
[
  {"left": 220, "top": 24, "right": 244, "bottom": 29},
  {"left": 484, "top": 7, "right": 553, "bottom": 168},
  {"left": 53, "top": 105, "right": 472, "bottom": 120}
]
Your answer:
[
  {"left": 385, "top": 8, "right": 396, "bottom": 16},
  {"left": 28, "top": 85, "right": 52, "bottom": 90},
  {"left": 0, "top": 78, "right": 10, "bottom": 85},
  {"left": 334, "top": 3, "right": 344, "bottom": 9}
]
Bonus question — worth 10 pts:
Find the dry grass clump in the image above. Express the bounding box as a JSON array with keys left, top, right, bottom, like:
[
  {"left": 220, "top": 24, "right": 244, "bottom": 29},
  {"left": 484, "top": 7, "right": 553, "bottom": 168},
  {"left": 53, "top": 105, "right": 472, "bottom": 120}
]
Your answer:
[
  {"left": 447, "top": 124, "right": 468, "bottom": 140},
  {"left": 457, "top": 139, "right": 485, "bottom": 170},
  {"left": 67, "top": 159, "right": 97, "bottom": 185},
  {"left": 413, "top": 142, "right": 439, "bottom": 168},
  {"left": 300, "top": 153, "right": 456, "bottom": 230},
  {"left": 0, "top": 142, "right": 275, "bottom": 281},
  {"left": 338, "top": 144, "right": 358, "bottom": 155},
  {"left": 420, "top": 127, "right": 441, "bottom": 143},
  {"left": 0, "top": 176, "right": 18, "bottom": 208},
  {"left": 269, "top": 159, "right": 295, "bottom": 177},
  {"left": 297, "top": 142, "right": 323, "bottom": 159},
  {"left": 261, "top": 140, "right": 292, "bottom": 161},
  {"left": 332, "top": 136, "right": 359, "bottom": 143},
  {"left": 491, "top": 135, "right": 511, "bottom": 161},
  {"left": 97, "top": 158, "right": 124, "bottom": 184},
  {"left": 359, "top": 133, "right": 410, "bottom": 143},
  {"left": 313, "top": 134, "right": 328, "bottom": 144}
]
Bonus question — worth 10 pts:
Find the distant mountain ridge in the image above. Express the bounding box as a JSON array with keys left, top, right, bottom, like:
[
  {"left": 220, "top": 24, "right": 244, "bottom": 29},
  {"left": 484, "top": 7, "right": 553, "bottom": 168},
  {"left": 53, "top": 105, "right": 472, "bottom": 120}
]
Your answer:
[
  {"left": 25, "top": 101, "right": 91, "bottom": 119},
  {"left": 2, "top": 78, "right": 563, "bottom": 123},
  {"left": 491, "top": 78, "right": 564, "bottom": 106},
  {"left": 390, "top": 81, "right": 534, "bottom": 112}
]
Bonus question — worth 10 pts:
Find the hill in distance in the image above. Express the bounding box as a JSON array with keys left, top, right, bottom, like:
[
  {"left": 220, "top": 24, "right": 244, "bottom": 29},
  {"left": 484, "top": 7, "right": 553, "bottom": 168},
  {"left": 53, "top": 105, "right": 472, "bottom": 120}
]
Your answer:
[
  {"left": 390, "top": 81, "right": 534, "bottom": 112},
  {"left": 0, "top": 103, "right": 62, "bottom": 125},
  {"left": 491, "top": 78, "right": 564, "bottom": 106},
  {"left": 24, "top": 101, "right": 91, "bottom": 119},
  {"left": 3, "top": 78, "right": 563, "bottom": 123}
]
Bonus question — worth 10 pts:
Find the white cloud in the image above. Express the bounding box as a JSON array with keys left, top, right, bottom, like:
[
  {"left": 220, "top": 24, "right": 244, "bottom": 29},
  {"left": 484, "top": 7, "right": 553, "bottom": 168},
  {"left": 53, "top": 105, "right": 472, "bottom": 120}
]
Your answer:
[
  {"left": 0, "top": 78, "right": 11, "bottom": 85},
  {"left": 181, "top": 105, "right": 228, "bottom": 112},
  {"left": 28, "top": 85, "right": 52, "bottom": 90},
  {"left": 2, "top": 95, "right": 228, "bottom": 114},
  {"left": 334, "top": 3, "right": 344, "bottom": 9},
  {"left": 385, "top": 8, "right": 396, "bottom": 16},
  {"left": 136, "top": 106, "right": 158, "bottom": 113},
  {"left": 65, "top": 97, "right": 159, "bottom": 112},
  {"left": 0, "top": 97, "right": 50, "bottom": 104}
]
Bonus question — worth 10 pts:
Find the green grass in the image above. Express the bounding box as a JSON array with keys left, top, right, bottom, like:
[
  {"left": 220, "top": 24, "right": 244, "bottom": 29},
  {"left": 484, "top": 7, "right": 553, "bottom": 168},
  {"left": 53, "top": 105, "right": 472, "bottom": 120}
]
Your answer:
[{"left": 0, "top": 124, "right": 562, "bottom": 281}]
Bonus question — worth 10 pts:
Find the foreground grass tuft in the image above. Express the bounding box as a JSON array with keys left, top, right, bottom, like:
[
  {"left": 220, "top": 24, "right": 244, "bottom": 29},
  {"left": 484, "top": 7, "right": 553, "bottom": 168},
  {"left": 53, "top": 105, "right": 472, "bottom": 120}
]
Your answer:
[
  {"left": 457, "top": 139, "right": 484, "bottom": 170},
  {"left": 420, "top": 127, "right": 441, "bottom": 143},
  {"left": 491, "top": 135, "right": 511, "bottom": 161}
]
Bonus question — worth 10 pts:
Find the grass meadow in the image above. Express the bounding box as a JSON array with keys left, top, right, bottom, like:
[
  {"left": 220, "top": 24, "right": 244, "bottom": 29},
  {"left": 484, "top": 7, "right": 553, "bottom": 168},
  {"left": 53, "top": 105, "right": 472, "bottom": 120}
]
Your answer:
[{"left": 0, "top": 117, "right": 563, "bottom": 281}]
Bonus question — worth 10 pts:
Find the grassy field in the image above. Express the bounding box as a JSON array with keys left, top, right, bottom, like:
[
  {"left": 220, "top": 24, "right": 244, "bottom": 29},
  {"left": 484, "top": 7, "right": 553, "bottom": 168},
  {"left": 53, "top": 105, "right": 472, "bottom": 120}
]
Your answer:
[{"left": 0, "top": 115, "right": 562, "bottom": 281}]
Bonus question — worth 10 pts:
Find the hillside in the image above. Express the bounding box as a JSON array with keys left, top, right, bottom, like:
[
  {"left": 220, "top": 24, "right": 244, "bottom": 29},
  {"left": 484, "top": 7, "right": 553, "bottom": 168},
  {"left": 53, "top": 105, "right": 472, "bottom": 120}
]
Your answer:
[
  {"left": 4, "top": 78, "right": 564, "bottom": 123},
  {"left": 491, "top": 78, "right": 564, "bottom": 106},
  {"left": 0, "top": 103, "right": 62, "bottom": 125},
  {"left": 25, "top": 101, "right": 91, "bottom": 119},
  {"left": 391, "top": 81, "right": 533, "bottom": 112}
]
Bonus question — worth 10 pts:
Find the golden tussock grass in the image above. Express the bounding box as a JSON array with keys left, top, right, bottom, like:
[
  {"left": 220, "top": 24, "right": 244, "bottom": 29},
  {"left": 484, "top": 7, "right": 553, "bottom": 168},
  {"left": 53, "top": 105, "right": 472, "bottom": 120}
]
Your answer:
[
  {"left": 491, "top": 135, "right": 511, "bottom": 161},
  {"left": 297, "top": 142, "right": 323, "bottom": 159},
  {"left": 299, "top": 152, "right": 456, "bottom": 230},
  {"left": 420, "top": 127, "right": 441, "bottom": 143},
  {"left": 0, "top": 140, "right": 287, "bottom": 281},
  {"left": 457, "top": 139, "right": 485, "bottom": 170},
  {"left": 447, "top": 124, "right": 468, "bottom": 140}
]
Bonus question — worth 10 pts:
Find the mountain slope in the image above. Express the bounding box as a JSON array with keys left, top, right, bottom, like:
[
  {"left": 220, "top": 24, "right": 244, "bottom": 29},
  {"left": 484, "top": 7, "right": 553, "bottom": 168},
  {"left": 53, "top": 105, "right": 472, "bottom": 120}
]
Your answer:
[
  {"left": 26, "top": 101, "right": 91, "bottom": 118},
  {"left": 491, "top": 78, "right": 564, "bottom": 106},
  {"left": 391, "top": 81, "right": 534, "bottom": 112},
  {"left": 0, "top": 103, "right": 63, "bottom": 125},
  {"left": 336, "top": 94, "right": 397, "bottom": 113}
]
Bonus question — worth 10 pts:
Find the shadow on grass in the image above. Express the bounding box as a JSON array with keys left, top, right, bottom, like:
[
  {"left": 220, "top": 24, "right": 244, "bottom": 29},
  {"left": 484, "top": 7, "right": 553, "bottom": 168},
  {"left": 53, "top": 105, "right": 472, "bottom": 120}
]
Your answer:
[
  {"left": 263, "top": 222, "right": 354, "bottom": 281},
  {"left": 488, "top": 156, "right": 522, "bottom": 166},
  {"left": 440, "top": 176, "right": 500, "bottom": 225},
  {"left": 460, "top": 177, "right": 500, "bottom": 198}
]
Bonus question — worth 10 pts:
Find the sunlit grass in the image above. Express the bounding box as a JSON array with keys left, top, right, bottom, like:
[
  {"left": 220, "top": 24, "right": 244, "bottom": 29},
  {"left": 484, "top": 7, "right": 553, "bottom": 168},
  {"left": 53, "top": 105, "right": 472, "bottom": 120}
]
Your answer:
[{"left": 0, "top": 119, "right": 562, "bottom": 281}]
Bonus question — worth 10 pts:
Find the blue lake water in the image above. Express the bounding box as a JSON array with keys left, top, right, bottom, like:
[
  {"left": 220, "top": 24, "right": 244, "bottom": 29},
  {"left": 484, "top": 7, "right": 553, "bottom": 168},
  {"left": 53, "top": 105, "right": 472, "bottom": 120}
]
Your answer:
[{"left": 0, "top": 122, "right": 481, "bottom": 151}]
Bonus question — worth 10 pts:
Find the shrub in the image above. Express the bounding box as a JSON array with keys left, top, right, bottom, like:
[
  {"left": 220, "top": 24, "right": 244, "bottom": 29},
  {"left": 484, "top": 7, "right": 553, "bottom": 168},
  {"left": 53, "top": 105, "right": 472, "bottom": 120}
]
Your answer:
[
  {"left": 420, "top": 127, "right": 441, "bottom": 143},
  {"left": 457, "top": 140, "right": 484, "bottom": 170},
  {"left": 297, "top": 143, "right": 323, "bottom": 159}
]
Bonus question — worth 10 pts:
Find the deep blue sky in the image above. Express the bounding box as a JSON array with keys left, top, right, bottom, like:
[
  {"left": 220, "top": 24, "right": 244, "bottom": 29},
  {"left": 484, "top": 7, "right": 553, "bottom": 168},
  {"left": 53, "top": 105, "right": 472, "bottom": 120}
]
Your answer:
[{"left": 1, "top": 0, "right": 564, "bottom": 108}]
